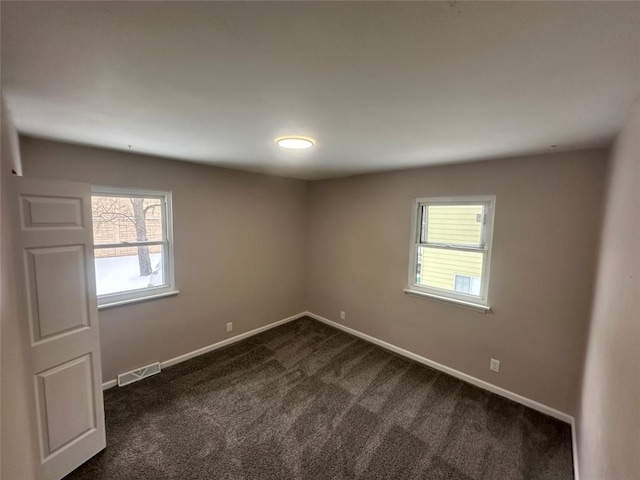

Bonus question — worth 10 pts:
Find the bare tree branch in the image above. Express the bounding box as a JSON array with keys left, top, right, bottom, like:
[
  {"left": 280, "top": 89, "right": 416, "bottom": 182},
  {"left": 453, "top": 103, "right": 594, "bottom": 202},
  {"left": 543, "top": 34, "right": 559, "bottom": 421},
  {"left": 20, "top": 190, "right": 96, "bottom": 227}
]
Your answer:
[{"left": 143, "top": 202, "right": 161, "bottom": 214}]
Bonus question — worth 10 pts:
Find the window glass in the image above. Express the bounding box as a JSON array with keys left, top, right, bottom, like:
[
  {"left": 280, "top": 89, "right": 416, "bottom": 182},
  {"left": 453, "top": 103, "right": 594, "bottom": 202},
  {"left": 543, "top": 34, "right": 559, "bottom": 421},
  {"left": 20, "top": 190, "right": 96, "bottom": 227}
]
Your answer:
[
  {"left": 454, "top": 275, "right": 481, "bottom": 296},
  {"left": 416, "top": 246, "right": 484, "bottom": 293},
  {"left": 425, "top": 204, "right": 484, "bottom": 247},
  {"left": 409, "top": 197, "right": 494, "bottom": 305},
  {"left": 91, "top": 188, "right": 174, "bottom": 306},
  {"left": 94, "top": 245, "right": 166, "bottom": 296},
  {"left": 92, "top": 196, "right": 164, "bottom": 244}
]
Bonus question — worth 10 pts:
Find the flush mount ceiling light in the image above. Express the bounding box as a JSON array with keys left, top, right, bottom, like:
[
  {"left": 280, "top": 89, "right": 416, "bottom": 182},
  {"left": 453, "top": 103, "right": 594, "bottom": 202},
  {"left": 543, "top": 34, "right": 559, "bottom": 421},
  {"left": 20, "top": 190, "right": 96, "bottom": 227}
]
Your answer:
[{"left": 275, "top": 136, "right": 315, "bottom": 149}]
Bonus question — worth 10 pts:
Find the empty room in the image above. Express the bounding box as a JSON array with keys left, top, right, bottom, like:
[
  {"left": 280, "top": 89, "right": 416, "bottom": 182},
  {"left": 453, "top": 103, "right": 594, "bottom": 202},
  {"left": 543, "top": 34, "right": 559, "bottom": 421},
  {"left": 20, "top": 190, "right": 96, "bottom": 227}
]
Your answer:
[{"left": 1, "top": 2, "right": 638, "bottom": 480}]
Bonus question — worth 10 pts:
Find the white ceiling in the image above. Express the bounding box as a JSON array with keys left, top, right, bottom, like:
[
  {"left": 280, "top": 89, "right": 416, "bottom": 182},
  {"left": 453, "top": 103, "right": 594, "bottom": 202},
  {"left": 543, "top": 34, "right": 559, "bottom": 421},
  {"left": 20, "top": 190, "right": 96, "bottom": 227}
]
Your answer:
[{"left": 2, "top": 1, "right": 639, "bottom": 180}]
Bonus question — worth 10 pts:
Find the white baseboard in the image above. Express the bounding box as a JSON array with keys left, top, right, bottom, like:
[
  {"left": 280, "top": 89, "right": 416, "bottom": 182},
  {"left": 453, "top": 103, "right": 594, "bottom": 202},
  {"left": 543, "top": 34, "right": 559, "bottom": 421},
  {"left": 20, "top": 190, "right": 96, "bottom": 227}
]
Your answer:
[
  {"left": 304, "top": 311, "right": 574, "bottom": 425},
  {"left": 101, "top": 311, "right": 306, "bottom": 390},
  {"left": 102, "top": 378, "right": 118, "bottom": 390}
]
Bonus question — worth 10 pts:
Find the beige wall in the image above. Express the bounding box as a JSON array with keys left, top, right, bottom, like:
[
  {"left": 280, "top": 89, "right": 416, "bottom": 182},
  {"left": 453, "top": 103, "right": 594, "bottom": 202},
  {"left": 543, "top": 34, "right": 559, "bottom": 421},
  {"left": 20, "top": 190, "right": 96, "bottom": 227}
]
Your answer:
[
  {"left": 577, "top": 103, "right": 639, "bottom": 479},
  {"left": 21, "top": 137, "right": 308, "bottom": 381},
  {"left": 306, "top": 149, "right": 607, "bottom": 414},
  {"left": 1, "top": 98, "right": 38, "bottom": 479}
]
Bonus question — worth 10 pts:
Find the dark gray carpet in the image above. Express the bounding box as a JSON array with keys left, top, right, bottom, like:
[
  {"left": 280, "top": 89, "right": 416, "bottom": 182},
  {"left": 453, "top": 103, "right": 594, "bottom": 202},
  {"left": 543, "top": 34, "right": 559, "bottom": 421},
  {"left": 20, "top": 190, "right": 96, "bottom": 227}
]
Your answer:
[{"left": 64, "top": 317, "right": 574, "bottom": 480}]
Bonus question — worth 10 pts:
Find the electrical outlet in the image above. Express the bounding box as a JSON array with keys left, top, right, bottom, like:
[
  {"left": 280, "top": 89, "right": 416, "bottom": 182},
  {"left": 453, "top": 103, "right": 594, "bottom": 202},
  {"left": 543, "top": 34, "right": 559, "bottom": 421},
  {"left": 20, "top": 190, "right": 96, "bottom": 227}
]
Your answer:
[
  {"left": 226, "top": 322, "right": 233, "bottom": 332},
  {"left": 490, "top": 358, "right": 500, "bottom": 372},
  {"left": 340, "top": 311, "right": 346, "bottom": 321}
]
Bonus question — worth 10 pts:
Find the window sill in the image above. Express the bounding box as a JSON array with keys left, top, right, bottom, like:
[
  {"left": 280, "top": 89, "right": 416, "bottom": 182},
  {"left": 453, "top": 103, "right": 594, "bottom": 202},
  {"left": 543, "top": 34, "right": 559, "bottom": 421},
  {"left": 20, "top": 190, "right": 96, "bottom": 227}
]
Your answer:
[
  {"left": 403, "top": 289, "right": 490, "bottom": 313},
  {"left": 98, "top": 290, "right": 180, "bottom": 310}
]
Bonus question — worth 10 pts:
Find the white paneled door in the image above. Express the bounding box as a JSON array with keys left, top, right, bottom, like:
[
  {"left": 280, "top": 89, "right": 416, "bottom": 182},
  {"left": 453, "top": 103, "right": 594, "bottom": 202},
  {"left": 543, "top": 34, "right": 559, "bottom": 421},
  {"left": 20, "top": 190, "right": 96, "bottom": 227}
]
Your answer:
[{"left": 10, "top": 176, "right": 105, "bottom": 480}]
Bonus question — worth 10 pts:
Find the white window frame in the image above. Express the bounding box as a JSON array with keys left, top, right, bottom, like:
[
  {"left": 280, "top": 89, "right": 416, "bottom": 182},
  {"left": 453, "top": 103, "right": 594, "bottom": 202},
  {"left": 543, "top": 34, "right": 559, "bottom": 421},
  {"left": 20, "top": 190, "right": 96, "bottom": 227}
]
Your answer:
[
  {"left": 405, "top": 195, "right": 495, "bottom": 311},
  {"left": 91, "top": 186, "right": 177, "bottom": 308}
]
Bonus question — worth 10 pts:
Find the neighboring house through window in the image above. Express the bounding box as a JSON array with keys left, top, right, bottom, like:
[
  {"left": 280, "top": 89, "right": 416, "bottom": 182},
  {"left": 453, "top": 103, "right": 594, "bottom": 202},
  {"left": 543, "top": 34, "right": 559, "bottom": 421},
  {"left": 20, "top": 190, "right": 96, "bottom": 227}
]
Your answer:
[
  {"left": 407, "top": 196, "right": 495, "bottom": 308},
  {"left": 91, "top": 187, "right": 175, "bottom": 307},
  {"left": 454, "top": 274, "right": 481, "bottom": 295}
]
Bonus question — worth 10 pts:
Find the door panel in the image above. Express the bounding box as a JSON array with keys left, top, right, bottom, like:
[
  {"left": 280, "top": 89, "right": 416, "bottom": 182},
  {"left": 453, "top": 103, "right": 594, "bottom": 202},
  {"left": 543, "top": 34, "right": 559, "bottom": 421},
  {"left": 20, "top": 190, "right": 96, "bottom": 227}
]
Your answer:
[
  {"left": 20, "top": 195, "right": 84, "bottom": 229},
  {"left": 26, "top": 245, "right": 90, "bottom": 341},
  {"left": 35, "top": 355, "right": 96, "bottom": 456},
  {"left": 11, "top": 176, "right": 105, "bottom": 480}
]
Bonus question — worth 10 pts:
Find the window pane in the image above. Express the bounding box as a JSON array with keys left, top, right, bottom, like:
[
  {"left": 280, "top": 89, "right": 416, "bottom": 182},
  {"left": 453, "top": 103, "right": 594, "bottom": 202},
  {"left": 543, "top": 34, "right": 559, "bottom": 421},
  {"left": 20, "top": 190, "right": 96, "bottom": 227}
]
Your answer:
[
  {"left": 454, "top": 275, "right": 481, "bottom": 295},
  {"left": 94, "top": 245, "right": 166, "bottom": 296},
  {"left": 425, "top": 204, "right": 484, "bottom": 247},
  {"left": 92, "top": 196, "right": 164, "bottom": 245},
  {"left": 416, "top": 246, "right": 484, "bottom": 295},
  {"left": 419, "top": 205, "right": 428, "bottom": 243},
  {"left": 454, "top": 275, "right": 471, "bottom": 293}
]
